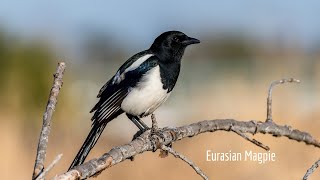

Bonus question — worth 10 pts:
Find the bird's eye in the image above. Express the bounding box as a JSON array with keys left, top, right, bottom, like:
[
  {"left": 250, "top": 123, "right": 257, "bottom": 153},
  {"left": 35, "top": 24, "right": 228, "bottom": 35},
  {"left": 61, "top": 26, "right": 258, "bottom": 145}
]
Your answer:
[{"left": 173, "top": 37, "right": 179, "bottom": 42}]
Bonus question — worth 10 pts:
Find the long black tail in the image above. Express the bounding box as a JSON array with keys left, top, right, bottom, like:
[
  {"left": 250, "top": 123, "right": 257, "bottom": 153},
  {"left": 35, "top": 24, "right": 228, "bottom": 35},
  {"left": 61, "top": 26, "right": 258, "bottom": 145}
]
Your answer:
[
  {"left": 69, "top": 106, "right": 124, "bottom": 170},
  {"left": 68, "top": 122, "right": 108, "bottom": 170},
  {"left": 69, "top": 84, "right": 128, "bottom": 170}
]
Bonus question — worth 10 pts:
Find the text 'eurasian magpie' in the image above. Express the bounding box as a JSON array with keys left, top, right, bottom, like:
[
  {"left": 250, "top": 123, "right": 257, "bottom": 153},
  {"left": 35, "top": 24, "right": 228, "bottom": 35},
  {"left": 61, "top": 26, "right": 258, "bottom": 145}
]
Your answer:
[{"left": 69, "top": 31, "right": 200, "bottom": 170}]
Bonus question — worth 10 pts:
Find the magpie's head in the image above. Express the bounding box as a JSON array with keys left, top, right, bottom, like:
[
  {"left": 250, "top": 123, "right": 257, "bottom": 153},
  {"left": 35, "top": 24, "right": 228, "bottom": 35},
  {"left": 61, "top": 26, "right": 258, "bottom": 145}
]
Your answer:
[{"left": 150, "top": 31, "right": 200, "bottom": 61}]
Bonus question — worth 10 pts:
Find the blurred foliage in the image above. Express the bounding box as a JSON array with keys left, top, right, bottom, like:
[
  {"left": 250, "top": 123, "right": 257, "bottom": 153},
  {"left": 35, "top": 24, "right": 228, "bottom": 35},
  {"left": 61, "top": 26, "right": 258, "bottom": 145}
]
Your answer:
[
  {"left": 80, "top": 32, "right": 125, "bottom": 65},
  {"left": 0, "top": 31, "right": 10, "bottom": 92},
  {"left": 0, "top": 29, "right": 54, "bottom": 114},
  {"left": 12, "top": 43, "right": 54, "bottom": 108},
  {"left": 0, "top": 26, "right": 319, "bottom": 127},
  {"left": 201, "top": 32, "right": 255, "bottom": 60}
]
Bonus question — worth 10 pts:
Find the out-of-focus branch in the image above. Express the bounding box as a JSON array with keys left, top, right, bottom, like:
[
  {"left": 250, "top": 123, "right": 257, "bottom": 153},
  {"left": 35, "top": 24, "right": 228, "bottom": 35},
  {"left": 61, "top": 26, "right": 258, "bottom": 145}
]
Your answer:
[
  {"left": 36, "top": 154, "right": 63, "bottom": 180},
  {"left": 32, "top": 62, "right": 66, "bottom": 179},
  {"left": 54, "top": 118, "right": 320, "bottom": 180},
  {"left": 266, "top": 78, "right": 300, "bottom": 122},
  {"left": 303, "top": 159, "right": 320, "bottom": 180}
]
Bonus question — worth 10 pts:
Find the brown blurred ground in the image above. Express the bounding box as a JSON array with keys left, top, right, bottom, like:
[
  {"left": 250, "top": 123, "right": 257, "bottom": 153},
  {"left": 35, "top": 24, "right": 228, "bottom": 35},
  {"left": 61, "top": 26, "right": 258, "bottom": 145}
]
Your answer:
[{"left": 0, "top": 30, "right": 320, "bottom": 180}]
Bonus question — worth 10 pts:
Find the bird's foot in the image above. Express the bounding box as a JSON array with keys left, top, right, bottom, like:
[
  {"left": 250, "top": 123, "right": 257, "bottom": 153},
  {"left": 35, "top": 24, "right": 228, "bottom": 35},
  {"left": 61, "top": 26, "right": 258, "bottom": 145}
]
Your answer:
[
  {"left": 149, "top": 114, "right": 165, "bottom": 153},
  {"left": 151, "top": 114, "right": 159, "bottom": 133},
  {"left": 148, "top": 114, "right": 174, "bottom": 157}
]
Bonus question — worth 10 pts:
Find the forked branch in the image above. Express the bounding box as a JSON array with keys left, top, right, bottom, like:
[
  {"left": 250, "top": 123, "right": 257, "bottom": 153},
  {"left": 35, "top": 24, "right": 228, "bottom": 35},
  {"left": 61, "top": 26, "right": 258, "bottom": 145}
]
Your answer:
[
  {"left": 31, "top": 63, "right": 319, "bottom": 180},
  {"left": 266, "top": 78, "right": 300, "bottom": 122}
]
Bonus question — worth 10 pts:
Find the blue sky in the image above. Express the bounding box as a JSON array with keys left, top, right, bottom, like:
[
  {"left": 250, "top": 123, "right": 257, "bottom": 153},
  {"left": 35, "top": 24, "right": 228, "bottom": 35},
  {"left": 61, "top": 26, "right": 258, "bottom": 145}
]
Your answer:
[{"left": 0, "top": 0, "right": 319, "bottom": 49}]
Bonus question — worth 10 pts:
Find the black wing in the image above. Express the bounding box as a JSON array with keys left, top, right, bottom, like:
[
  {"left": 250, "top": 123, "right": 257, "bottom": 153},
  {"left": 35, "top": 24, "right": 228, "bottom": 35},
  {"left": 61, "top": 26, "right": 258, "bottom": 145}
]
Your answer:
[
  {"left": 96, "top": 50, "right": 151, "bottom": 97},
  {"left": 91, "top": 50, "right": 155, "bottom": 124},
  {"left": 90, "top": 81, "right": 128, "bottom": 125},
  {"left": 69, "top": 77, "right": 128, "bottom": 170}
]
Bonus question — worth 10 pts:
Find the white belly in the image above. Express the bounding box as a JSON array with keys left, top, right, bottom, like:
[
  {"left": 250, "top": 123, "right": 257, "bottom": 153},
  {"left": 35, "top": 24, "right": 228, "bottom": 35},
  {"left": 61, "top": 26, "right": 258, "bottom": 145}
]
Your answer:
[{"left": 121, "top": 66, "right": 170, "bottom": 117}]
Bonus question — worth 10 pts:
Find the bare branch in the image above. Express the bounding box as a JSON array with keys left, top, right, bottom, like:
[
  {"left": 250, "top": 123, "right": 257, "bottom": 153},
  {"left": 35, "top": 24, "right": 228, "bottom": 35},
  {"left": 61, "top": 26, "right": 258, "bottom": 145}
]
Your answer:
[
  {"left": 161, "top": 145, "right": 209, "bottom": 180},
  {"left": 303, "top": 159, "right": 320, "bottom": 180},
  {"left": 36, "top": 154, "right": 63, "bottom": 180},
  {"left": 35, "top": 66, "right": 313, "bottom": 180},
  {"left": 55, "top": 119, "right": 320, "bottom": 180},
  {"left": 266, "top": 78, "right": 300, "bottom": 122},
  {"left": 32, "top": 62, "right": 66, "bottom": 179}
]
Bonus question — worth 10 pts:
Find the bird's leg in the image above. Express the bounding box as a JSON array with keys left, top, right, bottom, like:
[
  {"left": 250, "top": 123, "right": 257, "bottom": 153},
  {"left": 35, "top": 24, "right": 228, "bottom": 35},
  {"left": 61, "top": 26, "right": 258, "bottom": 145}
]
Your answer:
[
  {"left": 127, "top": 114, "right": 150, "bottom": 161},
  {"left": 126, "top": 114, "right": 149, "bottom": 131},
  {"left": 127, "top": 114, "right": 150, "bottom": 146},
  {"left": 135, "top": 117, "right": 149, "bottom": 130},
  {"left": 130, "top": 117, "right": 144, "bottom": 131},
  {"left": 132, "top": 116, "right": 150, "bottom": 142}
]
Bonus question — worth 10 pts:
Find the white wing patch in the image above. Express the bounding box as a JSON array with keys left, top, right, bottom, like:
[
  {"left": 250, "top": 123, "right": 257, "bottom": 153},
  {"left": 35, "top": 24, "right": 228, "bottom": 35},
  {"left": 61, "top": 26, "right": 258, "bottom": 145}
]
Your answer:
[
  {"left": 124, "top": 54, "right": 154, "bottom": 73},
  {"left": 112, "top": 70, "right": 122, "bottom": 84},
  {"left": 112, "top": 54, "right": 154, "bottom": 85}
]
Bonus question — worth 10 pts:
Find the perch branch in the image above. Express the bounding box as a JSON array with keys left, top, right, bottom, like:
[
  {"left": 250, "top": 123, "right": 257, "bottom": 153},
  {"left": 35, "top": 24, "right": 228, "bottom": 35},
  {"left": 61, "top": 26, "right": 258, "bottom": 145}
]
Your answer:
[
  {"left": 266, "top": 78, "right": 300, "bottom": 122},
  {"left": 303, "top": 159, "right": 320, "bottom": 180},
  {"left": 54, "top": 119, "right": 320, "bottom": 180},
  {"left": 32, "top": 62, "right": 66, "bottom": 179}
]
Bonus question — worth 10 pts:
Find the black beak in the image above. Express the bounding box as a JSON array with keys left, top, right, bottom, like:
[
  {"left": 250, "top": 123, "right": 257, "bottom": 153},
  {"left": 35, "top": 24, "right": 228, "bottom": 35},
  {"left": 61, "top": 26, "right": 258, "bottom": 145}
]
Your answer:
[{"left": 182, "top": 36, "right": 200, "bottom": 46}]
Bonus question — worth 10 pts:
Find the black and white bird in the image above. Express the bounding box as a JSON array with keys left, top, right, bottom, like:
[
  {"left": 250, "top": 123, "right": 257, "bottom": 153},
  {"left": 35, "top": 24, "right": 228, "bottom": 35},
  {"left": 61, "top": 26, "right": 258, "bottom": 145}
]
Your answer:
[{"left": 69, "top": 31, "right": 200, "bottom": 170}]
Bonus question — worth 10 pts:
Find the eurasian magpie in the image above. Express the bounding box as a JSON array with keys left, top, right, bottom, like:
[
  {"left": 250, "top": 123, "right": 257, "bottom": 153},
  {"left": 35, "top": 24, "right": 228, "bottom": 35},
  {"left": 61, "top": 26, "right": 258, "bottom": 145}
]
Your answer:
[{"left": 69, "top": 31, "right": 200, "bottom": 170}]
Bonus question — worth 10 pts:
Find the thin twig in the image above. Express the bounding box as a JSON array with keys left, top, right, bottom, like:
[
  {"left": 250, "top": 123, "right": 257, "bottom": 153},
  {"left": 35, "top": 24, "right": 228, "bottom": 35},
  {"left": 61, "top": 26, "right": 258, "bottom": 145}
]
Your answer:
[
  {"left": 36, "top": 154, "right": 63, "bottom": 180},
  {"left": 231, "top": 126, "right": 270, "bottom": 151},
  {"left": 32, "top": 62, "right": 66, "bottom": 179},
  {"left": 266, "top": 78, "right": 300, "bottom": 122},
  {"left": 161, "top": 145, "right": 209, "bottom": 180},
  {"left": 303, "top": 159, "right": 320, "bottom": 180}
]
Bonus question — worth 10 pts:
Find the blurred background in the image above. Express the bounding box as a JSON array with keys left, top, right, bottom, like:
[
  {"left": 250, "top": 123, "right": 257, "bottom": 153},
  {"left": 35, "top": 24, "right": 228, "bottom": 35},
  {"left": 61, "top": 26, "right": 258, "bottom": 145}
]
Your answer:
[{"left": 1, "top": 1, "right": 320, "bottom": 179}]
